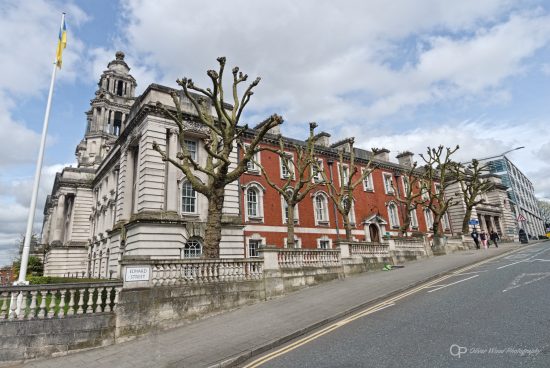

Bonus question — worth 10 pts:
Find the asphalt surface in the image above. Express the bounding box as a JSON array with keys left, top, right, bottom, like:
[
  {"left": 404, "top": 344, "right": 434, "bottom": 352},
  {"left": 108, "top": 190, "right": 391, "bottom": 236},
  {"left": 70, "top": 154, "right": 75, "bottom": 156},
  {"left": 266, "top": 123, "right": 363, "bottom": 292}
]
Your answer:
[{"left": 247, "top": 241, "right": 550, "bottom": 368}]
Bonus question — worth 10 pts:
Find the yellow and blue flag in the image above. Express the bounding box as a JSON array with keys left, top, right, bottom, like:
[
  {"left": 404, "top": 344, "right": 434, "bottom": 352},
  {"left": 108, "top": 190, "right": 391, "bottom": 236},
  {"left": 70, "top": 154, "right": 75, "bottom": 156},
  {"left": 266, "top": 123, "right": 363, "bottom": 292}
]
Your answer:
[{"left": 56, "top": 17, "right": 67, "bottom": 68}]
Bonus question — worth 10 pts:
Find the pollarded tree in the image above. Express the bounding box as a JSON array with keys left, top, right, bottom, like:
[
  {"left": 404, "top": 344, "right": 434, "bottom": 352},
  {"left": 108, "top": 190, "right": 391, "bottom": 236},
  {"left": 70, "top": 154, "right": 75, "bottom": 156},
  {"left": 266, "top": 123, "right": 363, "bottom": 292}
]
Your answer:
[
  {"left": 253, "top": 122, "right": 320, "bottom": 248},
  {"left": 318, "top": 138, "right": 375, "bottom": 240},
  {"left": 420, "top": 145, "right": 459, "bottom": 239},
  {"left": 453, "top": 159, "right": 495, "bottom": 234},
  {"left": 391, "top": 163, "right": 428, "bottom": 234},
  {"left": 153, "top": 57, "right": 283, "bottom": 258}
]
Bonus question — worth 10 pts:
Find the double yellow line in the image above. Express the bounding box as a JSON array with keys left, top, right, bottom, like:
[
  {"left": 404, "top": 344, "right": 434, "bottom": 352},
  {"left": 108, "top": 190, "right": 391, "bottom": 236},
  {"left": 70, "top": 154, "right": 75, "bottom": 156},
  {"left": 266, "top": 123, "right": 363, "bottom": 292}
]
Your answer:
[{"left": 243, "top": 245, "right": 528, "bottom": 367}]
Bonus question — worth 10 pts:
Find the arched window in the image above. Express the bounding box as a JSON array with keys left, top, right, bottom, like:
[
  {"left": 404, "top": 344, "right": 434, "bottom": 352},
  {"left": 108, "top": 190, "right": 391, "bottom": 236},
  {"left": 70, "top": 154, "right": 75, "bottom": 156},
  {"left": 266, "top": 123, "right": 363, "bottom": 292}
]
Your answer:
[
  {"left": 113, "top": 112, "right": 122, "bottom": 136},
  {"left": 341, "top": 196, "right": 356, "bottom": 225},
  {"left": 424, "top": 208, "right": 434, "bottom": 230},
  {"left": 442, "top": 213, "right": 451, "bottom": 230},
  {"left": 314, "top": 194, "right": 329, "bottom": 224},
  {"left": 282, "top": 190, "right": 299, "bottom": 224},
  {"left": 387, "top": 202, "right": 400, "bottom": 228},
  {"left": 183, "top": 238, "right": 202, "bottom": 258},
  {"left": 409, "top": 208, "right": 419, "bottom": 229},
  {"left": 181, "top": 182, "right": 197, "bottom": 214},
  {"left": 247, "top": 187, "right": 259, "bottom": 217},
  {"left": 105, "top": 249, "right": 110, "bottom": 278}
]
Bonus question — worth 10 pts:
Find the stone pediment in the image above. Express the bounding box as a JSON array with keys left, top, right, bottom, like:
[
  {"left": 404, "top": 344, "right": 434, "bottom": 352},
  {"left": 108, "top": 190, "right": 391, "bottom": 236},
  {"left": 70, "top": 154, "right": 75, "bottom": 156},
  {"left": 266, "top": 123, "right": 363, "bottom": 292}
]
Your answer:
[{"left": 363, "top": 213, "right": 387, "bottom": 225}]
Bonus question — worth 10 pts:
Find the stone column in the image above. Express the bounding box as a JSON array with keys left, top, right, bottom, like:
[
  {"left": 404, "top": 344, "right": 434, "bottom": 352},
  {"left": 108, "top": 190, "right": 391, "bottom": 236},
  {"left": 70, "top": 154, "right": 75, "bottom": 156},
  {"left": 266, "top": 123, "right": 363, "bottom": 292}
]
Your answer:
[
  {"left": 52, "top": 194, "right": 66, "bottom": 243},
  {"left": 479, "top": 215, "right": 487, "bottom": 232},
  {"left": 489, "top": 216, "right": 497, "bottom": 233},
  {"left": 338, "top": 241, "right": 350, "bottom": 258},
  {"left": 364, "top": 224, "right": 372, "bottom": 242},
  {"left": 120, "top": 149, "right": 135, "bottom": 221},
  {"left": 166, "top": 130, "right": 178, "bottom": 212},
  {"left": 41, "top": 211, "right": 52, "bottom": 244}
]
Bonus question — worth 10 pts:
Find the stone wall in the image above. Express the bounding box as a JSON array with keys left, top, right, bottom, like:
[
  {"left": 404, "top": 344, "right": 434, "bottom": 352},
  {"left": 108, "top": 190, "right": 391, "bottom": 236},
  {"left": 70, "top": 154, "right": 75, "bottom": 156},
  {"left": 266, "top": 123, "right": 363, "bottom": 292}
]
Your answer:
[
  {"left": 0, "top": 314, "right": 115, "bottom": 364},
  {"left": 115, "top": 279, "right": 264, "bottom": 339}
]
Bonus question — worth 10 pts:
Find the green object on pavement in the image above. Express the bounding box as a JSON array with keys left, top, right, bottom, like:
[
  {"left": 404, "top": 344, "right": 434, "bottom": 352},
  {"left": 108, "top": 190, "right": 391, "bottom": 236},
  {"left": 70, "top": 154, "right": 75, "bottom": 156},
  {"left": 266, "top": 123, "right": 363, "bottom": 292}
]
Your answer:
[{"left": 383, "top": 264, "right": 393, "bottom": 271}]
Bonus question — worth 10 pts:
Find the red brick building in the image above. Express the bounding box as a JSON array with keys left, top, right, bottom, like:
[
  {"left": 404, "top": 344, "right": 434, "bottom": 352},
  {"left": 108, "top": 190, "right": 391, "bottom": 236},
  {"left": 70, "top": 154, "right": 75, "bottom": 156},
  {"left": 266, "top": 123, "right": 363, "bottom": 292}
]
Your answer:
[{"left": 240, "top": 127, "right": 451, "bottom": 256}]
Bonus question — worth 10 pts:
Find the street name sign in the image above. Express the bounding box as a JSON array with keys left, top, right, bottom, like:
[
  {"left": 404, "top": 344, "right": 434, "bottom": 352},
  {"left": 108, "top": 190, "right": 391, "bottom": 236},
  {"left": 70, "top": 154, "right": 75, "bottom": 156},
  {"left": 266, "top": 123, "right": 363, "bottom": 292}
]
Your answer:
[
  {"left": 125, "top": 267, "right": 150, "bottom": 282},
  {"left": 469, "top": 219, "right": 479, "bottom": 225}
]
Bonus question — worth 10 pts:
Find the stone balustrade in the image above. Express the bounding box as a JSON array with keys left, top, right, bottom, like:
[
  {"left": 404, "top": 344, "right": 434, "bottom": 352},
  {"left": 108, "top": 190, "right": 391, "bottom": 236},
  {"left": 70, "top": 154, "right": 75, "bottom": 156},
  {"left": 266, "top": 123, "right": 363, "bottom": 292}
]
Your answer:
[
  {"left": 147, "top": 259, "right": 264, "bottom": 286},
  {"left": 392, "top": 237, "right": 427, "bottom": 251},
  {"left": 276, "top": 249, "right": 341, "bottom": 268},
  {"left": 349, "top": 242, "right": 390, "bottom": 258},
  {"left": 0, "top": 281, "right": 122, "bottom": 321}
]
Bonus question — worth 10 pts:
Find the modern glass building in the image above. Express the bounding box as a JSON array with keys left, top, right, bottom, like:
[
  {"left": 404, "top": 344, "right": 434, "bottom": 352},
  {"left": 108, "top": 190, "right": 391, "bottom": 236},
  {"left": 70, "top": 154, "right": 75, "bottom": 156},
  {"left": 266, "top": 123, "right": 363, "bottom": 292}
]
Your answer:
[{"left": 487, "top": 157, "right": 545, "bottom": 238}]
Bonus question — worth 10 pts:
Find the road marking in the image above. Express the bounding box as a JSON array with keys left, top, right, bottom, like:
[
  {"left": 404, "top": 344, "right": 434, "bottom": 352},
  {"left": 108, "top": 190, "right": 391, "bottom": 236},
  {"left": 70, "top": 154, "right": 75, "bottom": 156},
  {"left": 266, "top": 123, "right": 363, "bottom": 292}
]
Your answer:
[
  {"left": 242, "top": 245, "right": 533, "bottom": 368},
  {"left": 497, "top": 247, "right": 550, "bottom": 269},
  {"left": 427, "top": 275, "right": 479, "bottom": 293},
  {"left": 497, "top": 248, "right": 549, "bottom": 270},
  {"left": 502, "top": 272, "right": 550, "bottom": 293},
  {"left": 452, "top": 270, "right": 488, "bottom": 276}
]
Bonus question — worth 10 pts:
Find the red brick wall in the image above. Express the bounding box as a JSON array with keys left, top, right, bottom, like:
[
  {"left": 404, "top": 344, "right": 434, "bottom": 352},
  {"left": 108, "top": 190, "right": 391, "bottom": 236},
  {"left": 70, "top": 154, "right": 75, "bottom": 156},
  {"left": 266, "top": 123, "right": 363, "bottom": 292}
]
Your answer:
[{"left": 239, "top": 139, "right": 449, "bottom": 250}]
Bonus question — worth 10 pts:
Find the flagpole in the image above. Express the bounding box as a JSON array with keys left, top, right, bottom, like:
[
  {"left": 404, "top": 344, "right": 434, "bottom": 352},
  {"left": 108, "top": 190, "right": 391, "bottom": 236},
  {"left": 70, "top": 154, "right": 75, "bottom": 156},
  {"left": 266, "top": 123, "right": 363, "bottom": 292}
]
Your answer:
[{"left": 16, "top": 13, "right": 64, "bottom": 285}]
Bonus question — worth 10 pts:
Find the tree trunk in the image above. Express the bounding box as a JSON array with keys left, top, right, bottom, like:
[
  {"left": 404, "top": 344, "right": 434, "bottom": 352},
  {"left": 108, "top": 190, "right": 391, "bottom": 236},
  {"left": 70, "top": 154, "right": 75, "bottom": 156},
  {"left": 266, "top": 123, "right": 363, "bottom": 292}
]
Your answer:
[
  {"left": 432, "top": 213, "right": 441, "bottom": 237},
  {"left": 286, "top": 202, "right": 296, "bottom": 248},
  {"left": 203, "top": 186, "right": 225, "bottom": 258},
  {"left": 342, "top": 215, "right": 352, "bottom": 241},
  {"left": 462, "top": 207, "right": 473, "bottom": 234},
  {"left": 400, "top": 210, "right": 411, "bottom": 235}
]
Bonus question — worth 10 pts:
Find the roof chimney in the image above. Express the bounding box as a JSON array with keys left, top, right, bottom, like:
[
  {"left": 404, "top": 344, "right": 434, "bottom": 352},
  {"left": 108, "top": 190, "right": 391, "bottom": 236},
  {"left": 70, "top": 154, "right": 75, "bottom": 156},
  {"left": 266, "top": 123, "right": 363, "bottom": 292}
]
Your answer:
[
  {"left": 331, "top": 138, "right": 354, "bottom": 153},
  {"left": 314, "top": 132, "right": 331, "bottom": 147},
  {"left": 253, "top": 118, "right": 280, "bottom": 135},
  {"left": 373, "top": 148, "right": 390, "bottom": 162},
  {"left": 396, "top": 151, "right": 414, "bottom": 167}
]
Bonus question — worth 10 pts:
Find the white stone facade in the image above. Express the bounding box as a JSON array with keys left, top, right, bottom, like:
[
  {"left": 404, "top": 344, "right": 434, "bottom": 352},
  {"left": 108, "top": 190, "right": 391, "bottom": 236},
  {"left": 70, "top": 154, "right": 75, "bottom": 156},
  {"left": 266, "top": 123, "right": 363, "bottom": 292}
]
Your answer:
[
  {"left": 446, "top": 174, "right": 518, "bottom": 241},
  {"left": 42, "top": 52, "right": 244, "bottom": 278}
]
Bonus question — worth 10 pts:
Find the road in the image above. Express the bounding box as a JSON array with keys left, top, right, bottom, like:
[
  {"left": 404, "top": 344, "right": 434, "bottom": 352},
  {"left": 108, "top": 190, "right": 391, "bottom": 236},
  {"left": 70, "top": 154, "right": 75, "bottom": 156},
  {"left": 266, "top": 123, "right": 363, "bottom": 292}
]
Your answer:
[{"left": 244, "top": 241, "right": 550, "bottom": 368}]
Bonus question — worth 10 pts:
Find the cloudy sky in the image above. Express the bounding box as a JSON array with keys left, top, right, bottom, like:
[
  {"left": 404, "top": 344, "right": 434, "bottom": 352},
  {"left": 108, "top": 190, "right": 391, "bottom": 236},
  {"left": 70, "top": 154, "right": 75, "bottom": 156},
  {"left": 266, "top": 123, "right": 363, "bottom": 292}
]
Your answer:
[{"left": 1, "top": 0, "right": 550, "bottom": 264}]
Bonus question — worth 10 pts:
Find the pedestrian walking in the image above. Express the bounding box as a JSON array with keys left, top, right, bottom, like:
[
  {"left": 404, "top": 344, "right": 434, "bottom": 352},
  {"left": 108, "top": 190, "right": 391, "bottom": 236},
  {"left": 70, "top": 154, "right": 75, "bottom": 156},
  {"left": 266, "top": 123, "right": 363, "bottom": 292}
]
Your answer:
[
  {"left": 471, "top": 230, "right": 480, "bottom": 249},
  {"left": 480, "top": 231, "right": 488, "bottom": 249},
  {"left": 490, "top": 230, "right": 499, "bottom": 248}
]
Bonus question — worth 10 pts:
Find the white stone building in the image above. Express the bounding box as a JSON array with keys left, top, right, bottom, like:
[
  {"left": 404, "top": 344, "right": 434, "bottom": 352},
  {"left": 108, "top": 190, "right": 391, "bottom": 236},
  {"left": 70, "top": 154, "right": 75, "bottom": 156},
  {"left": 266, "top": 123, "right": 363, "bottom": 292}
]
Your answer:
[
  {"left": 41, "top": 52, "right": 244, "bottom": 277},
  {"left": 445, "top": 174, "right": 518, "bottom": 241}
]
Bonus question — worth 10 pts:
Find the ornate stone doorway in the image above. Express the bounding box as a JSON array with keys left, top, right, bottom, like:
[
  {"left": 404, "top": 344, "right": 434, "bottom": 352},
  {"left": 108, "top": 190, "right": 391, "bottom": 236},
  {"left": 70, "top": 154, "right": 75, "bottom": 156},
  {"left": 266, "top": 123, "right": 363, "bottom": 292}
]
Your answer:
[
  {"left": 369, "top": 224, "right": 380, "bottom": 243},
  {"left": 363, "top": 213, "right": 387, "bottom": 243}
]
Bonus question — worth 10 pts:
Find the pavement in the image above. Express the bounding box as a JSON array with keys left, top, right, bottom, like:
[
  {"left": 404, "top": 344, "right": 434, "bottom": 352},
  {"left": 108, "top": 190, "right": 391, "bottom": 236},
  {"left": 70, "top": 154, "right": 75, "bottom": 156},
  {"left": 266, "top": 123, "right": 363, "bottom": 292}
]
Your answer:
[
  {"left": 254, "top": 240, "right": 550, "bottom": 368},
  {"left": 17, "top": 241, "right": 542, "bottom": 368}
]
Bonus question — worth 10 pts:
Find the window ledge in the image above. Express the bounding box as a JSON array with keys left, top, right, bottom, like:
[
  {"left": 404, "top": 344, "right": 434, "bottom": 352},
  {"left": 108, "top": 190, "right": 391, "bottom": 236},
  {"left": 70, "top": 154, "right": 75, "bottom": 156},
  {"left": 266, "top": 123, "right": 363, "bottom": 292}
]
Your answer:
[
  {"left": 364, "top": 188, "right": 374, "bottom": 192},
  {"left": 247, "top": 216, "right": 264, "bottom": 223},
  {"left": 316, "top": 221, "right": 330, "bottom": 226},
  {"left": 246, "top": 170, "right": 261, "bottom": 175}
]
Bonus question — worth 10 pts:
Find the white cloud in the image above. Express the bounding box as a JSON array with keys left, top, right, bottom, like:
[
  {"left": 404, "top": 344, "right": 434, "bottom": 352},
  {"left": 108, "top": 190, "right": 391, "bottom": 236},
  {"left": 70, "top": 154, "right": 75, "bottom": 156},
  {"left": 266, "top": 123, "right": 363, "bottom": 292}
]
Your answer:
[
  {"left": 0, "top": 163, "right": 72, "bottom": 266},
  {"left": 0, "top": 95, "right": 41, "bottom": 166},
  {"left": 353, "top": 118, "right": 550, "bottom": 197}
]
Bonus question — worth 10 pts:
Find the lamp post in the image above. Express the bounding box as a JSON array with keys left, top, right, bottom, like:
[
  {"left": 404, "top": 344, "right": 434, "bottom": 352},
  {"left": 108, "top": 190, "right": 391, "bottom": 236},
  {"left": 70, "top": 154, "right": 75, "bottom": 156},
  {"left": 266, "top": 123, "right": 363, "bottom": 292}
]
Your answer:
[{"left": 461, "top": 146, "right": 524, "bottom": 164}]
